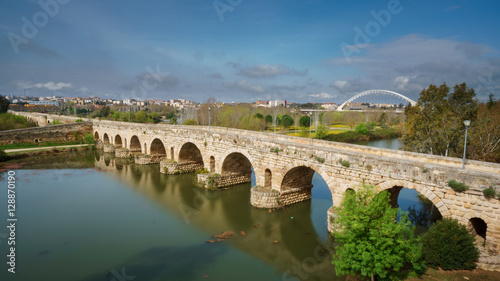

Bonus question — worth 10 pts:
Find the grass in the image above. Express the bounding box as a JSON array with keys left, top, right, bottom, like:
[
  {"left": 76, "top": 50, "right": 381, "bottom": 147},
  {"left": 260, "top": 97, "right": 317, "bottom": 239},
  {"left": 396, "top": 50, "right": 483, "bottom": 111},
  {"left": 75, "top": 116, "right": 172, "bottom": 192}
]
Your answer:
[{"left": 0, "top": 141, "right": 83, "bottom": 150}]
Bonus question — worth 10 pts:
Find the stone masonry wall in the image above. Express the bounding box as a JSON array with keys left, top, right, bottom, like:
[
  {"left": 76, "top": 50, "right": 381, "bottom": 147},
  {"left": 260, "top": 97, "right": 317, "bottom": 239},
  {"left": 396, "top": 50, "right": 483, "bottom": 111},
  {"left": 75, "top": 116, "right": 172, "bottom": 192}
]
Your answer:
[
  {"left": 0, "top": 122, "right": 92, "bottom": 145},
  {"left": 160, "top": 161, "right": 203, "bottom": 174}
]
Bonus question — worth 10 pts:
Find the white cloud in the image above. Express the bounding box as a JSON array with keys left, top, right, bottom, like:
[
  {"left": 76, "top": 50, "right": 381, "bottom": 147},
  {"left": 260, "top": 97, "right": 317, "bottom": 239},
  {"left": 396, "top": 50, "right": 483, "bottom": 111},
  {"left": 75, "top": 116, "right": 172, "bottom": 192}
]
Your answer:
[
  {"left": 237, "top": 64, "right": 308, "bottom": 78},
  {"left": 223, "top": 80, "right": 266, "bottom": 93},
  {"left": 331, "top": 80, "right": 348, "bottom": 89},
  {"left": 326, "top": 34, "right": 499, "bottom": 99},
  {"left": 310, "top": 92, "right": 336, "bottom": 99},
  {"left": 16, "top": 81, "right": 73, "bottom": 91}
]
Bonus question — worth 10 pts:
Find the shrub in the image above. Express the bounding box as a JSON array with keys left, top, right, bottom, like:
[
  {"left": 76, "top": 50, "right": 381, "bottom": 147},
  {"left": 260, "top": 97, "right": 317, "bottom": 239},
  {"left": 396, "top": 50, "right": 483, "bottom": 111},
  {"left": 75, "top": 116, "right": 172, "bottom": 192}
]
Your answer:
[
  {"left": 315, "top": 156, "right": 325, "bottom": 163},
  {"left": 75, "top": 118, "right": 83, "bottom": 122},
  {"left": 84, "top": 133, "right": 95, "bottom": 144},
  {"left": 51, "top": 119, "right": 62, "bottom": 125},
  {"left": 355, "top": 122, "right": 369, "bottom": 135},
  {"left": 196, "top": 168, "right": 209, "bottom": 174},
  {"left": 0, "top": 149, "right": 8, "bottom": 162},
  {"left": 340, "top": 160, "right": 350, "bottom": 168},
  {"left": 270, "top": 147, "right": 282, "bottom": 153},
  {"left": 447, "top": 180, "right": 469, "bottom": 192},
  {"left": 483, "top": 187, "right": 496, "bottom": 199},
  {"left": 421, "top": 217, "right": 479, "bottom": 270},
  {"left": 183, "top": 119, "right": 198, "bottom": 125}
]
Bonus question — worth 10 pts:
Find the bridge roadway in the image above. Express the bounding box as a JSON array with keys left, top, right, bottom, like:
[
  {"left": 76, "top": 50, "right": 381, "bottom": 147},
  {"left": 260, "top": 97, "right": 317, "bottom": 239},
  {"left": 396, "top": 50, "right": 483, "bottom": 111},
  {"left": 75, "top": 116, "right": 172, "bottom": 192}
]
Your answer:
[{"left": 10, "top": 112, "right": 500, "bottom": 268}]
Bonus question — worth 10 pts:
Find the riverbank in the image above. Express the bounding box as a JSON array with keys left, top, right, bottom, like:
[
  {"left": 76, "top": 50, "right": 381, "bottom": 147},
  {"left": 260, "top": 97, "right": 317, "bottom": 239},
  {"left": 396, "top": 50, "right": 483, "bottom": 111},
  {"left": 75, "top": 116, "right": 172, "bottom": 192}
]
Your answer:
[{"left": 323, "top": 127, "right": 400, "bottom": 143}]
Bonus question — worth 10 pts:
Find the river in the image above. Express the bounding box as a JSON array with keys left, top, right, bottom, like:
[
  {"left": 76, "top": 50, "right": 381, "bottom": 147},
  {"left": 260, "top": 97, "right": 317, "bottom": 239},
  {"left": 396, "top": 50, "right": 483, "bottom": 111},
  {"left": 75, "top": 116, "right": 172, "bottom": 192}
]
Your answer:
[{"left": 0, "top": 138, "right": 434, "bottom": 281}]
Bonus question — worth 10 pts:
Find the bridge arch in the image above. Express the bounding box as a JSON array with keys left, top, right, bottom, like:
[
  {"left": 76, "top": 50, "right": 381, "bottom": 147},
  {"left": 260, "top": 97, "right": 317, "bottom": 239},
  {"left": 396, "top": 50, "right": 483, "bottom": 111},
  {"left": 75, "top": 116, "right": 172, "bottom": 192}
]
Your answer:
[
  {"left": 376, "top": 179, "right": 450, "bottom": 217},
  {"left": 337, "top": 89, "right": 417, "bottom": 111},
  {"left": 150, "top": 138, "right": 167, "bottom": 157},
  {"left": 178, "top": 142, "right": 204, "bottom": 165},
  {"left": 216, "top": 148, "right": 254, "bottom": 175},
  {"left": 114, "top": 135, "right": 123, "bottom": 148},
  {"left": 279, "top": 161, "right": 334, "bottom": 196},
  {"left": 94, "top": 131, "right": 100, "bottom": 142},
  {"left": 103, "top": 133, "right": 110, "bottom": 144},
  {"left": 130, "top": 135, "right": 142, "bottom": 153}
]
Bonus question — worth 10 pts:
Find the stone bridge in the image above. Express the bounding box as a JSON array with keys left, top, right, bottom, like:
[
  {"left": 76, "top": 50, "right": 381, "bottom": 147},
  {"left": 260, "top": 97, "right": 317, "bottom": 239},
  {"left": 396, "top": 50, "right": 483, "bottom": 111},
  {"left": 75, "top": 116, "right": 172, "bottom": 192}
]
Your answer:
[
  {"left": 10, "top": 112, "right": 500, "bottom": 268},
  {"left": 90, "top": 120, "right": 500, "bottom": 253}
]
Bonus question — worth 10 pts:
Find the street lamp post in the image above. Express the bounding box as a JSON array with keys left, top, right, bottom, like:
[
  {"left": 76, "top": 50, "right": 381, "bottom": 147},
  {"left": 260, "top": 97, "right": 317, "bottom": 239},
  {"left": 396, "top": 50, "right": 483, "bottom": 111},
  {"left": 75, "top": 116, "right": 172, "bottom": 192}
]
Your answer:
[
  {"left": 462, "top": 120, "right": 470, "bottom": 169},
  {"left": 208, "top": 106, "right": 211, "bottom": 130},
  {"left": 309, "top": 112, "right": 312, "bottom": 146}
]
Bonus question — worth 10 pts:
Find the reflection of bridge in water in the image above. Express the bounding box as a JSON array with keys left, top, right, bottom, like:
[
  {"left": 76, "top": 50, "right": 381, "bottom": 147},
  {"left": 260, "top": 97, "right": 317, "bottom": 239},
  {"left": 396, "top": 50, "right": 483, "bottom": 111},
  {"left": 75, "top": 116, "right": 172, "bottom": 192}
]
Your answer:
[{"left": 94, "top": 153, "right": 340, "bottom": 280}]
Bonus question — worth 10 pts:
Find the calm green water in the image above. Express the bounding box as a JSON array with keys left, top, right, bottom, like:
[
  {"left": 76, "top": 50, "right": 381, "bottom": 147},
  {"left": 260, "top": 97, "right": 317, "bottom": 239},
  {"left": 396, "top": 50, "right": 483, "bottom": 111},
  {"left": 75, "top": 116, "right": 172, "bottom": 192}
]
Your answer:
[
  {"left": 0, "top": 139, "right": 432, "bottom": 281},
  {"left": 0, "top": 151, "right": 340, "bottom": 281}
]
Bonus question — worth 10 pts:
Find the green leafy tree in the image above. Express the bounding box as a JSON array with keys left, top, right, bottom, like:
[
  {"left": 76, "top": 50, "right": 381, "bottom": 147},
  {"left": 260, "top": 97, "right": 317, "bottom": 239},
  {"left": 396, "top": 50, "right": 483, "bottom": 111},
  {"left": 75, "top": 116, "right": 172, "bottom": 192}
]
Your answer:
[
  {"left": 402, "top": 83, "right": 478, "bottom": 157},
  {"left": 332, "top": 183, "right": 426, "bottom": 281},
  {"left": 299, "top": 115, "right": 310, "bottom": 127},
  {"left": 281, "top": 114, "right": 294, "bottom": 130},
  {"left": 314, "top": 123, "right": 328, "bottom": 139},
  {"left": 135, "top": 111, "right": 147, "bottom": 123},
  {"left": 421, "top": 217, "right": 479, "bottom": 270},
  {"left": 468, "top": 100, "right": 500, "bottom": 162},
  {"left": 265, "top": 114, "right": 273, "bottom": 125},
  {"left": 169, "top": 116, "right": 177, "bottom": 124},
  {"left": 355, "top": 123, "right": 369, "bottom": 135},
  {"left": 0, "top": 95, "right": 10, "bottom": 113},
  {"left": 100, "top": 106, "right": 111, "bottom": 118}
]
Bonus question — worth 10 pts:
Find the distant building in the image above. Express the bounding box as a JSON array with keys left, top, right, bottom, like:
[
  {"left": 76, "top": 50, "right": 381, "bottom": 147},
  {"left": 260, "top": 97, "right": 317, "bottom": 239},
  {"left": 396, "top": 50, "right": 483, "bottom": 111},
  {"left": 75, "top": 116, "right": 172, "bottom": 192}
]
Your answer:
[{"left": 27, "top": 100, "right": 59, "bottom": 106}]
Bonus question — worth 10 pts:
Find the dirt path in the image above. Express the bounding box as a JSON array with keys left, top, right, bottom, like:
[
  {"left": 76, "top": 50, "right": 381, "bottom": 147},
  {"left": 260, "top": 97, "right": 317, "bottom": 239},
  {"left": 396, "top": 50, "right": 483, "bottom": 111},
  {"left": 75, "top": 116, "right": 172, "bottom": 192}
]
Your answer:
[{"left": 4, "top": 144, "right": 89, "bottom": 153}]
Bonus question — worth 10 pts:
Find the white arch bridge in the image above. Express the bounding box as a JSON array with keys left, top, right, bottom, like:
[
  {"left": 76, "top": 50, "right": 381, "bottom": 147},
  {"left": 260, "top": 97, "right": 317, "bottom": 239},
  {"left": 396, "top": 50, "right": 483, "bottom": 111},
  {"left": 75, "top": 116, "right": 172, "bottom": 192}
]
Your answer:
[{"left": 337, "top": 89, "right": 417, "bottom": 111}]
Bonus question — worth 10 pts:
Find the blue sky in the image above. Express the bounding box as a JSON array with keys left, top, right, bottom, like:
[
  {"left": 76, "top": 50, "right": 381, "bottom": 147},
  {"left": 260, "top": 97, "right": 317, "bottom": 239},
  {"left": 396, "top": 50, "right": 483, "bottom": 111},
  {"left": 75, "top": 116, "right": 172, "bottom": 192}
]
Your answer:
[{"left": 0, "top": 0, "right": 499, "bottom": 103}]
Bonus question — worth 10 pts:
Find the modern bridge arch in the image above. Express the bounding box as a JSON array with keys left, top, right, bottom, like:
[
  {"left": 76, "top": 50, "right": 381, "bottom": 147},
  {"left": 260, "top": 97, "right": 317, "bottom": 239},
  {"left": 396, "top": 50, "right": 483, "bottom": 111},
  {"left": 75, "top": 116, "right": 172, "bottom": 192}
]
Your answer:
[
  {"left": 337, "top": 89, "right": 417, "bottom": 111},
  {"left": 279, "top": 161, "right": 334, "bottom": 196},
  {"left": 130, "top": 135, "right": 142, "bottom": 153},
  {"left": 178, "top": 142, "right": 204, "bottom": 165}
]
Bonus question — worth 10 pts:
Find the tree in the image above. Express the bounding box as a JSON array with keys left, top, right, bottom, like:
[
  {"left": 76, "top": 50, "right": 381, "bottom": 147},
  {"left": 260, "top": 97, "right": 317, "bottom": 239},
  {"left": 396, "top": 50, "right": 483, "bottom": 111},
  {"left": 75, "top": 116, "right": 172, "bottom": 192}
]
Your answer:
[
  {"left": 169, "top": 116, "right": 177, "bottom": 124},
  {"left": 281, "top": 114, "right": 294, "bottom": 130},
  {"left": 355, "top": 123, "right": 369, "bottom": 135},
  {"left": 299, "top": 115, "right": 310, "bottom": 127},
  {"left": 402, "top": 83, "right": 478, "bottom": 157},
  {"left": 332, "top": 183, "right": 425, "bottom": 280},
  {"left": 314, "top": 123, "right": 328, "bottom": 139},
  {"left": 421, "top": 217, "right": 479, "bottom": 270},
  {"left": 0, "top": 95, "right": 10, "bottom": 113},
  {"left": 467, "top": 100, "right": 500, "bottom": 162}
]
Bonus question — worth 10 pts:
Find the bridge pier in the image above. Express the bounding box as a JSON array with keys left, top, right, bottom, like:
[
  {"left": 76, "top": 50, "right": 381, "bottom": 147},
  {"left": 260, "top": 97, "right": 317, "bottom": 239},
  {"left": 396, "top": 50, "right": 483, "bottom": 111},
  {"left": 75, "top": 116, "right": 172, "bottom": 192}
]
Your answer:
[
  {"left": 250, "top": 185, "right": 312, "bottom": 209},
  {"left": 115, "top": 148, "right": 131, "bottom": 158},
  {"left": 196, "top": 172, "right": 251, "bottom": 189},
  {"left": 161, "top": 160, "right": 204, "bottom": 174},
  {"left": 103, "top": 144, "right": 116, "bottom": 153}
]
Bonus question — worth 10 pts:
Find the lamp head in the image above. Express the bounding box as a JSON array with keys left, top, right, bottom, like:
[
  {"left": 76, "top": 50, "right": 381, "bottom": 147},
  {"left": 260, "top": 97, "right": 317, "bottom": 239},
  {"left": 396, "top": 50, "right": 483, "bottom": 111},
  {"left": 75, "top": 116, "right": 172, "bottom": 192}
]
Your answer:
[{"left": 464, "top": 120, "right": 471, "bottom": 126}]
